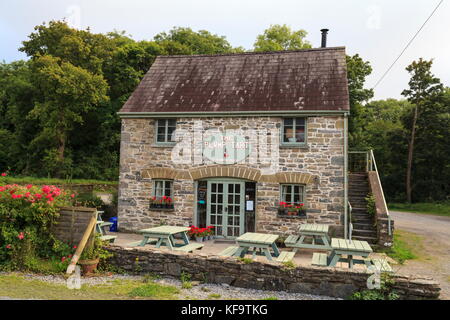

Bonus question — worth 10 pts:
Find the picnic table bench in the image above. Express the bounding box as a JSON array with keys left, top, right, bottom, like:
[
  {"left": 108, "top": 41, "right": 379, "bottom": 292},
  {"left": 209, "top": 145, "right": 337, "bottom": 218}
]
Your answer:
[
  {"left": 96, "top": 211, "right": 117, "bottom": 243},
  {"left": 311, "top": 238, "right": 373, "bottom": 269},
  {"left": 127, "top": 226, "right": 204, "bottom": 252},
  {"left": 219, "top": 232, "right": 281, "bottom": 261},
  {"left": 285, "top": 224, "right": 331, "bottom": 252}
]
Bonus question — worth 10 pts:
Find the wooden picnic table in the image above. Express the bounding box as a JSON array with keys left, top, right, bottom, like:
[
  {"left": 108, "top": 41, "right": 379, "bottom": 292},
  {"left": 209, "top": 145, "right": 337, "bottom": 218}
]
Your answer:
[
  {"left": 328, "top": 238, "right": 373, "bottom": 269},
  {"left": 233, "top": 232, "right": 280, "bottom": 261},
  {"left": 285, "top": 224, "right": 331, "bottom": 252},
  {"left": 135, "top": 226, "right": 191, "bottom": 250}
]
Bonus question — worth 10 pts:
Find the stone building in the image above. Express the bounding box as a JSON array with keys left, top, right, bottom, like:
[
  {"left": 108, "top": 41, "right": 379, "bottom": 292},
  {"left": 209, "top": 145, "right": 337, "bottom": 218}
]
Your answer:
[{"left": 117, "top": 46, "right": 351, "bottom": 238}]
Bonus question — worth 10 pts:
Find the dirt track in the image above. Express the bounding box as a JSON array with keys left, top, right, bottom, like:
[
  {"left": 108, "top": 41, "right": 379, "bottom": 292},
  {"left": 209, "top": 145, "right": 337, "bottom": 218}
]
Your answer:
[{"left": 390, "top": 211, "right": 450, "bottom": 300}]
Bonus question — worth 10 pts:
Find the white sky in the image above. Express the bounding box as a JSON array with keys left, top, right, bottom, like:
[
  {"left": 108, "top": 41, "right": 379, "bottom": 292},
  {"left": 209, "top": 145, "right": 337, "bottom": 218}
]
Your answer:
[{"left": 1, "top": 0, "right": 449, "bottom": 100}]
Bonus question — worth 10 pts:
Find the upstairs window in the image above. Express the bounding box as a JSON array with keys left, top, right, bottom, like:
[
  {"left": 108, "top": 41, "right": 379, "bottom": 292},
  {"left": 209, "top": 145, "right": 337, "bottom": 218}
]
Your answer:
[
  {"left": 282, "top": 118, "right": 306, "bottom": 145},
  {"left": 156, "top": 119, "right": 176, "bottom": 144}
]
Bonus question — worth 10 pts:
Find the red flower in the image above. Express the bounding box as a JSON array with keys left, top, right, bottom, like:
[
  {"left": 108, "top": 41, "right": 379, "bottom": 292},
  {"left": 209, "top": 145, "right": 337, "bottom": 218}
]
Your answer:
[
  {"left": 73, "top": 245, "right": 77, "bottom": 249},
  {"left": 6, "top": 244, "right": 11, "bottom": 249},
  {"left": 34, "top": 194, "right": 42, "bottom": 199},
  {"left": 1, "top": 173, "right": 6, "bottom": 177},
  {"left": 42, "top": 186, "right": 51, "bottom": 194},
  {"left": 26, "top": 184, "right": 33, "bottom": 189},
  {"left": 61, "top": 257, "right": 66, "bottom": 262},
  {"left": 17, "top": 232, "right": 24, "bottom": 240},
  {"left": 71, "top": 194, "right": 75, "bottom": 198}
]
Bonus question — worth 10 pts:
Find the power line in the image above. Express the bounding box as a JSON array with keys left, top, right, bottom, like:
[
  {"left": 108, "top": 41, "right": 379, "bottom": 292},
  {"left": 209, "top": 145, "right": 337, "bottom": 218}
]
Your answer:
[{"left": 372, "top": 0, "right": 444, "bottom": 89}]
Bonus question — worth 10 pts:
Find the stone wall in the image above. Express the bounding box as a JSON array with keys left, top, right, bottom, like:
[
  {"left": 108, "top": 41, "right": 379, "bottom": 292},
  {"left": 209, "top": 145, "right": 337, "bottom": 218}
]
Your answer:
[
  {"left": 118, "top": 116, "right": 345, "bottom": 235},
  {"left": 367, "top": 171, "right": 394, "bottom": 247},
  {"left": 106, "top": 246, "right": 441, "bottom": 300}
]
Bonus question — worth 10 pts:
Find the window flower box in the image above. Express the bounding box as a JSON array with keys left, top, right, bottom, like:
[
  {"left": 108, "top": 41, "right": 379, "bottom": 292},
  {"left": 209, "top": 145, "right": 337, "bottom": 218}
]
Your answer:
[
  {"left": 149, "top": 196, "right": 174, "bottom": 210},
  {"left": 277, "top": 202, "right": 307, "bottom": 219}
]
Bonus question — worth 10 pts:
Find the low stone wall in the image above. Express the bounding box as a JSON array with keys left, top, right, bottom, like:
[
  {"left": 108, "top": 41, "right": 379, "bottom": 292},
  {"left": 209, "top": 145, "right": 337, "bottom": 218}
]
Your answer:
[{"left": 106, "top": 246, "right": 440, "bottom": 300}]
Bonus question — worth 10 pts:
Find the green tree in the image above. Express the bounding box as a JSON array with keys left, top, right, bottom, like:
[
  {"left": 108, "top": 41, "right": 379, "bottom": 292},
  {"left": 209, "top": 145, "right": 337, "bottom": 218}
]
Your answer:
[
  {"left": 401, "top": 59, "right": 444, "bottom": 203},
  {"left": 28, "top": 55, "right": 109, "bottom": 177},
  {"left": 154, "top": 27, "right": 235, "bottom": 55},
  {"left": 253, "top": 24, "right": 312, "bottom": 52},
  {"left": 346, "top": 54, "right": 374, "bottom": 148}
]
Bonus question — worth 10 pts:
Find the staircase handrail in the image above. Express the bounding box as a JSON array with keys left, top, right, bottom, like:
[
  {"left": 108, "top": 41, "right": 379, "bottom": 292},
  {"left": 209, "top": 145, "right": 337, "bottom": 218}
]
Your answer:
[{"left": 369, "top": 150, "right": 392, "bottom": 236}]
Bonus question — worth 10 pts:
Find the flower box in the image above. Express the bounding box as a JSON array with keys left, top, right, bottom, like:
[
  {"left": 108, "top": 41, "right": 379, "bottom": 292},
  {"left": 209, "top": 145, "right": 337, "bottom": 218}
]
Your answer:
[
  {"left": 149, "top": 203, "right": 175, "bottom": 210},
  {"left": 277, "top": 202, "right": 307, "bottom": 219}
]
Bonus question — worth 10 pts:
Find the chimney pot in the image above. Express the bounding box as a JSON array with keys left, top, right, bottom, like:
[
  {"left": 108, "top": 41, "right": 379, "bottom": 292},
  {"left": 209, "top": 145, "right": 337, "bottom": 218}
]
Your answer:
[{"left": 320, "top": 29, "right": 329, "bottom": 48}]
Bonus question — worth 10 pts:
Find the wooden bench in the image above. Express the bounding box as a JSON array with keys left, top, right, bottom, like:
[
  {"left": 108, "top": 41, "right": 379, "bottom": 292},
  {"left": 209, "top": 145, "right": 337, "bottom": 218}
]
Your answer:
[
  {"left": 311, "top": 252, "right": 328, "bottom": 266},
  {"left": 219, "top": 246, "right": 240, "bottom": 257},
  {"left": 284, "top": 235, "right": 299, "bottom": 245},
  {"left": 174, "top": 243, "right": 204, "bottom": 253},
  {"left": 275, "top": 251, "right": 296, "bottom": 263},
  {"left": 371, "top": 258, "right": 393, "bottom": 273},
  {"left": 100, "top": 235, "right": 117, "bottom": 243}
]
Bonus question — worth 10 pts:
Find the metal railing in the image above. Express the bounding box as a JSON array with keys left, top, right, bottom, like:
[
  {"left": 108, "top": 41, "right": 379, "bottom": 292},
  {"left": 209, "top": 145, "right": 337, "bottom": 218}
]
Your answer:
[
  {"left": 348, "top": 201, "right": 353, "bottom": 240},
  {"left": 348, "top": 150, "right": 392, "bottom": 236}
]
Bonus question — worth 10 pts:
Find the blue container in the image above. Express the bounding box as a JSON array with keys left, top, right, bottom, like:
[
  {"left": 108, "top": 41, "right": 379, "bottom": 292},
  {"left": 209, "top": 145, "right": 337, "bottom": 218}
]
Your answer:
[{"left": 109, "top": 217, "right": 118, "bottom": 232}]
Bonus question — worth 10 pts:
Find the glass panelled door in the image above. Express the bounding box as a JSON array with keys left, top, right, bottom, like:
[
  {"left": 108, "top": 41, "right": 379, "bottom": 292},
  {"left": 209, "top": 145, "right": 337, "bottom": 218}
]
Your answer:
[{"left": 207, "top": 180, "right": 245, "bottom": 238}]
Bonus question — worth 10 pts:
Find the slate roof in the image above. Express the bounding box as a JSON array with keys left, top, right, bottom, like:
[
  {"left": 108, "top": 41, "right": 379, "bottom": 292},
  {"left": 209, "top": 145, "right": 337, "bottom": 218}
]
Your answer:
[{"left": 119, "top": 47, "right": 349, "bottom": 114}]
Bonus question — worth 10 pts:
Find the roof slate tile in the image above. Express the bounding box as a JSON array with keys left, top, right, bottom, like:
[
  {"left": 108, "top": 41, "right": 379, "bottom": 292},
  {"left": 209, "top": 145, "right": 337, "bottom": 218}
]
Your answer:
[{"left": 120, "top": 47, "right": 350, "bottom": 113}]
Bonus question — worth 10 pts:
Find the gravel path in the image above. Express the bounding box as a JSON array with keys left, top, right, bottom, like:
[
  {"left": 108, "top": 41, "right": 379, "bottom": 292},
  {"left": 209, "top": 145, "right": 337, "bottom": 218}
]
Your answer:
[
  {"left": 390, "top": 211, "right": 450, "bottom": 300},
  {"left": 5, "top": 273, "right": 339, "bottom": 300}
]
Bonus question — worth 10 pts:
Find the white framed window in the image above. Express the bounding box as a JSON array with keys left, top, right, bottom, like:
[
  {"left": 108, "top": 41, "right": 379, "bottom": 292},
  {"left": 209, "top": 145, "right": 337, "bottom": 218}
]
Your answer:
[
  {"left": 155, "top": 119, "right": 176, "bottom": 144},
  {"left": 281, "top": 118, "right": 307, "bottom": 146},
  {"left": 280, "top": 184, "right": 305, "bottom": 205}
]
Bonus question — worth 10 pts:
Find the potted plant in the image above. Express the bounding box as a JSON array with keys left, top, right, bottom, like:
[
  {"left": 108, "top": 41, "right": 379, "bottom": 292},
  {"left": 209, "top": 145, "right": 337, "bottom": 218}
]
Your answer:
[
  {"left": 206, "top": 226, "right": 215, "bottom": 240},
  {"left": 78, "top": 234, "right": 113, "bottom": 275},
  {"left": 278, "top": 201, "right": 289, "bottom": 216}
]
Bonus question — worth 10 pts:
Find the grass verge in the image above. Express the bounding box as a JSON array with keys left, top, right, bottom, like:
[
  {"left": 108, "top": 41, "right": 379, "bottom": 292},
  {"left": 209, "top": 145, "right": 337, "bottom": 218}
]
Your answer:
[
  {"left": 383, "top": 229, "right": 425, "bottom": 264},
  {"left": 0, "top": 273, "right": 179, "bottom": 300},
  {"left": 389, "top": 202, "right": 450, "bottom": 217}
]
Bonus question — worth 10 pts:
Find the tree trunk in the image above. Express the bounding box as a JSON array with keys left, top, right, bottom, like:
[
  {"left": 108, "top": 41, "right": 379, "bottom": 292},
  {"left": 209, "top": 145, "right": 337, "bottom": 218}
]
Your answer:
[{"left": 406, "top": 106, "right": 418, "bottom": 203}]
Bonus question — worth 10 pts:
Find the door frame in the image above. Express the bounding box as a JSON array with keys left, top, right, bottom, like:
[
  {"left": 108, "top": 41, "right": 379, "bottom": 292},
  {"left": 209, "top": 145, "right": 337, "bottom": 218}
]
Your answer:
[{"left": 206, "top": 178, "right": 246, "bottom": 238}]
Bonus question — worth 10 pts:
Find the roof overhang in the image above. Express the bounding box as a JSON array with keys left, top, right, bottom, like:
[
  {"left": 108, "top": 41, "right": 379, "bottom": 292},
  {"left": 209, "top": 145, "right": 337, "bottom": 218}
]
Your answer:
[{"left": 117, "top": 110, "right": 350, "bottom": 118}]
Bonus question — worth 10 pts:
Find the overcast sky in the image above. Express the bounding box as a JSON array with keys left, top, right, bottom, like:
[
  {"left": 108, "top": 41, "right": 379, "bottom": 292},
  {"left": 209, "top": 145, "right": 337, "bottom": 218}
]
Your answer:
[{"left": 1, "top": 0, "right": 448, "bottom": 100}]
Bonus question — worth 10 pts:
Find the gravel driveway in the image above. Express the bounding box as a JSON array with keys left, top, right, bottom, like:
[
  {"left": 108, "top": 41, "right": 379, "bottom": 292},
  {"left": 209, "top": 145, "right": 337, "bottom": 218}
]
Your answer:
[{"left": 390, "top": 211, "right": 450, "bottom": 299}]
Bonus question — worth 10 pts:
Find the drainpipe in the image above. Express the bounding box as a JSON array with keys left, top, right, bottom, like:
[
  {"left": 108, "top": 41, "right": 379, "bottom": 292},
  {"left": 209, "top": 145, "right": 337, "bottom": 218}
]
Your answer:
[{"left": 343, "top": 113, "right": 349, "bottom": 240}]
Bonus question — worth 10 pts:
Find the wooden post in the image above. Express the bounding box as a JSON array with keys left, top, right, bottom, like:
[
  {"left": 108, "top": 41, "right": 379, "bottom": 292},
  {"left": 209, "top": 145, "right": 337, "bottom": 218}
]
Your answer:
[{"left": 66, "top": 210, "right": 98, "bottom": 274}]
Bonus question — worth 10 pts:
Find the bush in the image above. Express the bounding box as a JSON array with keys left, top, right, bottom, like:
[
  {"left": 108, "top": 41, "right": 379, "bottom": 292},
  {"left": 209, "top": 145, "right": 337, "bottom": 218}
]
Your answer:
[
  {"left": 0, "top": 183, "right": 74, "bottom": 270},
  {"left": 349, "top": 274, "right": 399, "bottom": 300},
  {"left": 75, "top": 193, "right": 104, "bottom": 209}
]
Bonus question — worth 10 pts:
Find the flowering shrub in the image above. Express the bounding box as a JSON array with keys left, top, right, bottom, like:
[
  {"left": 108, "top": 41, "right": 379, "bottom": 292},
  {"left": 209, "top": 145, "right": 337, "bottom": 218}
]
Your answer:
[{"left": 0, "top": 183, "right": 75, "bottom": 270}]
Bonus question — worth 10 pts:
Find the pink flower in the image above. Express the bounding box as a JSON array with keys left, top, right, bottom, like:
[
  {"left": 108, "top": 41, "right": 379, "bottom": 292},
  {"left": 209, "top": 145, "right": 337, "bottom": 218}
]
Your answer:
[
  {"left": 26, "top": 184, "right": 33, "bottom": 189},
  {"left": 1, "top": 173, "right": 6, "bottom": 177},
  {"left": 61, "top": 257, "right": 66, "bottom": 262},
  {"left": 70, "top": 194, "right": 75, "bottom": 198},
  {"left": 34, "top": 194, "right": 42, "bottom": 199},
  {"left": 42, "top": 186, "right": 51, "bottom": 194},
  {"left": 25, "top": 192, "right": 31, "bottom": 198},
  {"left": 17, "top": 232, "right": 24, "bottom": 240},
  {"left": 6, "top": 244, "right": 11, "bottom": 249}
]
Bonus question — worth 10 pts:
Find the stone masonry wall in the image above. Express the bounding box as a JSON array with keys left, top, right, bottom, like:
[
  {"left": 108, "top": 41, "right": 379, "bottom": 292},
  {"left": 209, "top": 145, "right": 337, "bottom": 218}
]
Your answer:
[
  {"left": 118, "top": 116, "right": 345, "bottom": 235},
  {"left": 107, "top": 246, "right": 441, "bottom": 300}
]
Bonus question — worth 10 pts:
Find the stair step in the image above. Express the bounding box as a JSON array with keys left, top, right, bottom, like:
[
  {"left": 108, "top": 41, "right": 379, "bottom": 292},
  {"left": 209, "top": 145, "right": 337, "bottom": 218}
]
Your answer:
[
  {"left": 353, "top": 223, "right": 375, "bottom": 230},
  {"left": 352, "top": 235, "right": 378, "bottom": 244},
  {"left": 352, "top": 229, "right": 377, "bottom": 237}
]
